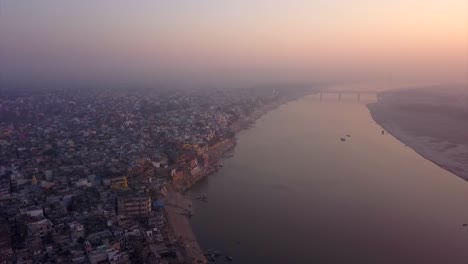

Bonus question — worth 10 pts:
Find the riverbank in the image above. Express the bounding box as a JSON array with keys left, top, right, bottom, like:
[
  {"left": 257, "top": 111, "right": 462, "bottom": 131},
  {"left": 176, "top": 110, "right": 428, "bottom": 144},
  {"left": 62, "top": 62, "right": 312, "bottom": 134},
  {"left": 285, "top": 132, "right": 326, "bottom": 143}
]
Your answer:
[
  {"left": 367, "top": 86, "right": 468, "bottom": 181},
  {"left": 164, "top": 186, "right": 207, "bottom": 264},
  {"left": 178, "top": 90, "right": 316, "bottom": 192},
  {"left": 163, "top": 90, "right": 318, "bottom": 263}
]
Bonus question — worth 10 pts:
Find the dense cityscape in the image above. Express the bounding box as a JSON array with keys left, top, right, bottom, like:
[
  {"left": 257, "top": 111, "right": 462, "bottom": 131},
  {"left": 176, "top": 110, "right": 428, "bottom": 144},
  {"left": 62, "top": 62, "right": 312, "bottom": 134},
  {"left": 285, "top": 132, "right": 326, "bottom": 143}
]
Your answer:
[{"left": 0, "top": 85, "right": 311, "bottom": 264}]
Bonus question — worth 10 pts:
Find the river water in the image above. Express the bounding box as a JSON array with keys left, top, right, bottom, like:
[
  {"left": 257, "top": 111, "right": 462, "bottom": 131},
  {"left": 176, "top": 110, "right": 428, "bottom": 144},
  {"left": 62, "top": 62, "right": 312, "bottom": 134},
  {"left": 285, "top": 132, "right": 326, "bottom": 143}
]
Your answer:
[{"left": 188, "top": 95, "right": 468, "bottom": 264}]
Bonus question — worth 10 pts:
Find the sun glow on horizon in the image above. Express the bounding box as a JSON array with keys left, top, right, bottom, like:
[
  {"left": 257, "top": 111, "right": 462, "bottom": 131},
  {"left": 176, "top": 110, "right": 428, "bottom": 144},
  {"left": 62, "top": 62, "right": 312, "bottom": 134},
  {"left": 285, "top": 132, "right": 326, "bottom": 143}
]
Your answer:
[{"left": 1, "top": 0, "right": 466, "bottom": 84}]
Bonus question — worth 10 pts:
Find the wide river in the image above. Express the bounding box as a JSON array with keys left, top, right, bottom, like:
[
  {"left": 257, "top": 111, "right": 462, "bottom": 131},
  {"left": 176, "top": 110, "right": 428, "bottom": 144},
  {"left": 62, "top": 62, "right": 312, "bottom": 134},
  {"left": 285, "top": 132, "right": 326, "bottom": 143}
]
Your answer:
[{"left": 188, "top": 95, "right": 468, "bottom": 264}]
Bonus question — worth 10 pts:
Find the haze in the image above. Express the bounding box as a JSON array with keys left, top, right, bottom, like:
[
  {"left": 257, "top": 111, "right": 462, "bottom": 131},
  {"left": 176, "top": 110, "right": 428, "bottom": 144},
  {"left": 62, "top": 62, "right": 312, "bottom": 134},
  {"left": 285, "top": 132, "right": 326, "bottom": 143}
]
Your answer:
[{"left": 1, "top": 0, "right": 466, "bottom": 85}]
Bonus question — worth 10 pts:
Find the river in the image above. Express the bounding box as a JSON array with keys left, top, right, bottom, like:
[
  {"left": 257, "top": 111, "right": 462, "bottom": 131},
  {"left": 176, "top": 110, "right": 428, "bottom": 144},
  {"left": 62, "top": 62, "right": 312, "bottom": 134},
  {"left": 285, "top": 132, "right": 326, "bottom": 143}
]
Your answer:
[{"left": 187, "top": 94, "right": 468, "bottom": 264}]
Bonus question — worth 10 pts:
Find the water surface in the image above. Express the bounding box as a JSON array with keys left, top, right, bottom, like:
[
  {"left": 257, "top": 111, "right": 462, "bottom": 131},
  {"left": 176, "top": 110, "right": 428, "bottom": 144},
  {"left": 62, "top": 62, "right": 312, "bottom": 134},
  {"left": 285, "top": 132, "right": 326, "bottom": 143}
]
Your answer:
[{"left": 188, "top": 95, "right": 468, "bottom": 264}]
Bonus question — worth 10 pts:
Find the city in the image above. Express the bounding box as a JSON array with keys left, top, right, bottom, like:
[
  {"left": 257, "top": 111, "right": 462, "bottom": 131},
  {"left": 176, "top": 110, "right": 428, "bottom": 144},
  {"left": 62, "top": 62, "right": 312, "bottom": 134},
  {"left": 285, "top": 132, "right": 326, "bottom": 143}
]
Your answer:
[
  {"left": 0, "top": 85, "right": 311, "bottom": 264},
  {"left": 0, "top": 1, "right": 466, "bottom": 263}
]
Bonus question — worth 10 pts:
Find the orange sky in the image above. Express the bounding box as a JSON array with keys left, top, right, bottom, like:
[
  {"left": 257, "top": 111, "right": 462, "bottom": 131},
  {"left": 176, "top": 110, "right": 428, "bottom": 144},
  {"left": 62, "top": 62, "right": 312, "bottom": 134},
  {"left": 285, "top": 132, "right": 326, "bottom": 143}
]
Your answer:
[{"left": 1, "top": 0, "right": 467, "bottom": 84}]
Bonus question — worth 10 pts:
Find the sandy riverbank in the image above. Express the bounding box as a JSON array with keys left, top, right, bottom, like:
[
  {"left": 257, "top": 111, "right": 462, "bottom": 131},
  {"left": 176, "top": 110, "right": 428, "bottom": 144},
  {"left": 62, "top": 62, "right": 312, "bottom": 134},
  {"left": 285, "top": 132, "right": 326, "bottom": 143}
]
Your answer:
[
  {"left": 368, "top": 86, "right": 468, "bottom": 181},
  {"left": 164, "top": 186, "right": 207, "bottom": 264}
]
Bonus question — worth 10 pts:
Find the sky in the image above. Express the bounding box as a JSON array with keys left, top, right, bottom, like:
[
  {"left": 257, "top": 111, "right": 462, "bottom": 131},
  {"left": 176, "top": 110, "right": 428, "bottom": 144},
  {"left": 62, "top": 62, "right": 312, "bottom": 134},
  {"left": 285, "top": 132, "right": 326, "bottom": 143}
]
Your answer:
[{"left": 0, "top": 0, "right": 467, "bottom": 86}]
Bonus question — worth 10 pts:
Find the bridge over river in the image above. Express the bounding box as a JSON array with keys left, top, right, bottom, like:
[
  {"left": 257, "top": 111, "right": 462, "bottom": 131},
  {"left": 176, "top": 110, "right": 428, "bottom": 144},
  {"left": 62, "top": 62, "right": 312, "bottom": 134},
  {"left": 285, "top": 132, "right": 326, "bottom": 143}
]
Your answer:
[{"left": 317, "top": 90, "right": 379, "bottom": 102}]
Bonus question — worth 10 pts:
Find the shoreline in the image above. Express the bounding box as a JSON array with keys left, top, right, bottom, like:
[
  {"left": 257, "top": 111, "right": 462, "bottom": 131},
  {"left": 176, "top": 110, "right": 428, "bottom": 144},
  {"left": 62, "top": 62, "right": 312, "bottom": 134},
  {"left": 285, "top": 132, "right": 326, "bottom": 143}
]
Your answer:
[
  {"left": 164, "top": 186, "right": 208, "bottom": 264},
  {"left": 367, "top": 101, "right": 468, "bottom": 182},
  {"left": 164, "top": 91, "right": 316, "bottom": 263},
  {"left": 167, "top": 90, "right": 467, "bottom": 263},
  {"left": 178, "top": 91, "right": 314, "bottom": 192}
]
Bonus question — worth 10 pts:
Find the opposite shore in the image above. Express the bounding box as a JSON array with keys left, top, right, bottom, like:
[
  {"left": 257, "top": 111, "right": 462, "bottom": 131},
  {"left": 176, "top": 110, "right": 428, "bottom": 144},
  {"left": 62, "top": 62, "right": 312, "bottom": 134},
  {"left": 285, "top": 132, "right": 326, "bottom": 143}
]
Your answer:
[{"left": 367, "top": 86, "right": 468, "bottom": 181}]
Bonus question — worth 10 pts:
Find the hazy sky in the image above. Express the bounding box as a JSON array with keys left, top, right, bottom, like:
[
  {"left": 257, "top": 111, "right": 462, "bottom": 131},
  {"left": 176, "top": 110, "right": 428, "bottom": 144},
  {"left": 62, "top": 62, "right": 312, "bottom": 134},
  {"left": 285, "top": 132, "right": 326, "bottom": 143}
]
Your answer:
[{"left": 1, "top": 1, "right": 467, "bottom": 85}]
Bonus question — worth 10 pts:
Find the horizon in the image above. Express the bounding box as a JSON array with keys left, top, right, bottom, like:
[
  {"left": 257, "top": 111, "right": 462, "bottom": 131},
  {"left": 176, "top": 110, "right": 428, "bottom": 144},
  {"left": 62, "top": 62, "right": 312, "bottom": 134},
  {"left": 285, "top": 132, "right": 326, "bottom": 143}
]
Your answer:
[{"left": 1, "top": 1, "right": 467, "bottom": 86}]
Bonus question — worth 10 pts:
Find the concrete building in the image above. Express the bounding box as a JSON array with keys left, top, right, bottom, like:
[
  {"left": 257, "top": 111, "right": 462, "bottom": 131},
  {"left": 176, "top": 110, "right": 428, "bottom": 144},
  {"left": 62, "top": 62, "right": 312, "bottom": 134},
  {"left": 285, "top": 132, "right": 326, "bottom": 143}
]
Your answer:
[
  {"left": 27, "top": 218, "right": 53, "bottom": 238},
  {"left": 117, "top": 192, "right": 151, "bottom": 217},
  {"left": 69, "top": 221, "right": 85, "bottom": 243}
]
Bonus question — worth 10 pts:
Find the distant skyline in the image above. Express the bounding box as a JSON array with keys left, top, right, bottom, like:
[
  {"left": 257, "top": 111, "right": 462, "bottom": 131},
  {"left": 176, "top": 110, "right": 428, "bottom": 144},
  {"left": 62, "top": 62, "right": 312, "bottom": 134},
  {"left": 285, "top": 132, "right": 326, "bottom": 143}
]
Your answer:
[{"left": 1, "top": 1, "right": 467, "bottom": 85}]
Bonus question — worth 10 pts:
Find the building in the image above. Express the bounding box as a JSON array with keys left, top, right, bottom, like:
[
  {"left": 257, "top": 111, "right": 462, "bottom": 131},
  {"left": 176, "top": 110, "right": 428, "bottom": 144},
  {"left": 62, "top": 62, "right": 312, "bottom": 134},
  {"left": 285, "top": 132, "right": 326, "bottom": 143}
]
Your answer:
[
  {"left": 27, "top": 218, "right": 53, "bottom": 238},
  {"left": 103, "top": 175, "right": 128, "bottom": 189},
  {"left": 0, "top": 177, "right": 10, "bottom": 199},
  {"left": 0, "top": 224, "right": 13, "bottom": 264},
  {"left": 117, "top": 192, "right": 151, "bottom": 217},
  {"left": 171, "top": 168, "right": 185, "bottom": 186},
  {"left": 69, "top": 221, "right": 85, "bottom": 243}
]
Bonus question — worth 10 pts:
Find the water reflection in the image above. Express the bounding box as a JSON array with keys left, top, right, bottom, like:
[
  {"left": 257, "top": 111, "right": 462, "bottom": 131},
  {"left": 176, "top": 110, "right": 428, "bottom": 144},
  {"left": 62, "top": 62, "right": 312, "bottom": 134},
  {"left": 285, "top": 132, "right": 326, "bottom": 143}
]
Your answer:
[{"left": 188, "top": 96, "right": 468, "bottom": 264}]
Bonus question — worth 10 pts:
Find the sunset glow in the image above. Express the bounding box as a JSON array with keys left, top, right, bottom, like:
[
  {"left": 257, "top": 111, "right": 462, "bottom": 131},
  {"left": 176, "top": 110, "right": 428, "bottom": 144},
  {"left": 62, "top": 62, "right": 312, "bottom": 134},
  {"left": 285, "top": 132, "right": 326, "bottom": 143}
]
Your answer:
[{"left": 1, "top": 0, "right": 466, "bottom": 84}]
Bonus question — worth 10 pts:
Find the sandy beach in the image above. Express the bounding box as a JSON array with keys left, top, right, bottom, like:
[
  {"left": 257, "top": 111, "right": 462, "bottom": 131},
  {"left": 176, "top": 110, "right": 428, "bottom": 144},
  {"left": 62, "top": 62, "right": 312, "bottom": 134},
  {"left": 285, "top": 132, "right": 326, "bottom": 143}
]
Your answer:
[{"left": 368, "top": 86, "right": 468, "bottom": 181}]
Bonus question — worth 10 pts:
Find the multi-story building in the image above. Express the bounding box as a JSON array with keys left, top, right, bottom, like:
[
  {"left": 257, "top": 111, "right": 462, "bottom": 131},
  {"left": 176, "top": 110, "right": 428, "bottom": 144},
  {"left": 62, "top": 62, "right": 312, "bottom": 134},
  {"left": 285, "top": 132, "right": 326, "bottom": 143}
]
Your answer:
[
  {"left": 26, "top": 218, "right": 53, "bottom": 238},
  {"left": 0, "top": 177, "right": 10, "bottom": 199},
  {"left": 117, "top": 192, "right": 151, "bottom": 217},
  {"left": 69, "top": 221, "right": 85, "bottom": 243}
]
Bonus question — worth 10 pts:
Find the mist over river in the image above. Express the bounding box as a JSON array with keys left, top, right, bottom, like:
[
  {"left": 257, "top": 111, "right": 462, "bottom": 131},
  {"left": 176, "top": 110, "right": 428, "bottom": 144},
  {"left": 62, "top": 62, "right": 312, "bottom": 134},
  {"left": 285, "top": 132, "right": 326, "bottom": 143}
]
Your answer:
[{"left": 188, "top": 95, "right": 468, "bottom": 264}]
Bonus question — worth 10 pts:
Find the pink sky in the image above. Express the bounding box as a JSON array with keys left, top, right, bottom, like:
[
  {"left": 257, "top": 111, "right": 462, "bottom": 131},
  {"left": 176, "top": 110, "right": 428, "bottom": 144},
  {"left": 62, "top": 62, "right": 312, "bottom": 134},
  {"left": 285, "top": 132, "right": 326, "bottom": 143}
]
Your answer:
[{"left": 1, "top": 0, "right": 467, "bottom": 85}]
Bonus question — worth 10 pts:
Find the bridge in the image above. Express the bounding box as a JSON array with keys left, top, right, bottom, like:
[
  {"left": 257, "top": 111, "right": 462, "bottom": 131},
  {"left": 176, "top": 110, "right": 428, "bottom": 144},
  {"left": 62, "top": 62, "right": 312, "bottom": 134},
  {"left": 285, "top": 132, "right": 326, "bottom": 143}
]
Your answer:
[{"left": 317, "top": 90, "right": 379, "bottom": 102}]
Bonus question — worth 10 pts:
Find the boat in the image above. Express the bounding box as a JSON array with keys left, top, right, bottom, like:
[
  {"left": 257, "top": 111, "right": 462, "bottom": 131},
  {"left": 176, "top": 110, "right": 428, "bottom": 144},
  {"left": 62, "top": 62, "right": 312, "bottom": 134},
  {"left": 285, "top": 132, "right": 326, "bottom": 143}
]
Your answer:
[
  {"left": 226, "top": 256, "right": 233, "bottom": 262},
  {"left": 340, "top": 138, "right": 346, "bottom": 142}
]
